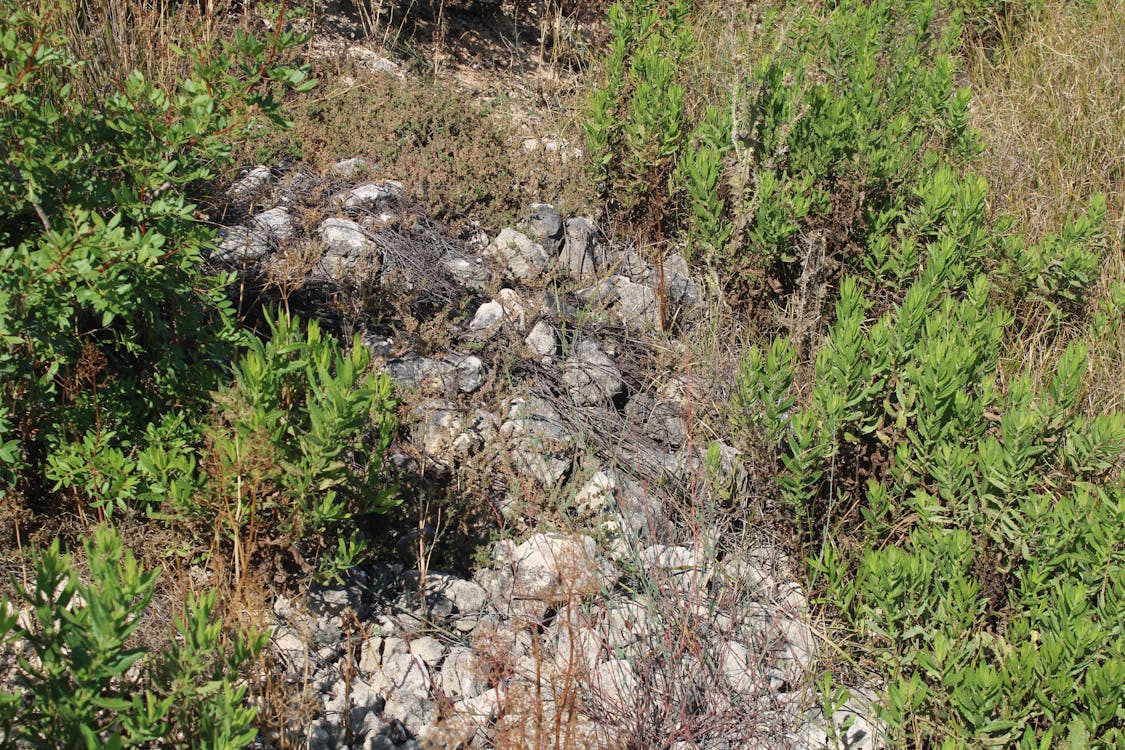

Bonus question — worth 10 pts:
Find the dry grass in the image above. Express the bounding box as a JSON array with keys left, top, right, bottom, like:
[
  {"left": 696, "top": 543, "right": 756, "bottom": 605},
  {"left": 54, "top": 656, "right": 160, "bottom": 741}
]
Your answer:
[
  {"left": 967, "top": 0, "right": 1125, "bottom": 413},
  {"left": 234, "top": 54, "right": 594, "bottom": 233},
  {"left": 39, "top": 0, "right": 265, "bottom": 95},
  {"left": 968, "top": 0, "right": 1124, "bottom": 243}
]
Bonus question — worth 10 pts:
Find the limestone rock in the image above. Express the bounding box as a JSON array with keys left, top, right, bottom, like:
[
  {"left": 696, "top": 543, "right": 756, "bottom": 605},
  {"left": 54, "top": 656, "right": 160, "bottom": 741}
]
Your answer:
[
  {"left": 343, "top": 181, "right": 404, "bottom": 210},
  {"left": 509, "top": 533, "right": 607, "bottom": 603},
  {"left": 487, "top": 228, "right": 549, "bottom": 279},
  {"left": 560, "top": 217, "right": 606, "bottom": 279},
  {"left": 319, "top": 217, "right": 371, "bottom": 258},
  {"left": 519, "top": 203, "right": 565, "bottom": 256},
  {"left": 525, "top": 320, "right": 558, "bottom": 357},
  {"left": 563, "top": 340, "right": 623, "bottom": 406}
]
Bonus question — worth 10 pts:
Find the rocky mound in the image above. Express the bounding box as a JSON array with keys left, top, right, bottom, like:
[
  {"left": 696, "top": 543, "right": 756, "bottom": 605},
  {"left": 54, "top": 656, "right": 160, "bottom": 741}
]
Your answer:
[{"left": 213, "top": 162, "right": 883, "bottom": 750}]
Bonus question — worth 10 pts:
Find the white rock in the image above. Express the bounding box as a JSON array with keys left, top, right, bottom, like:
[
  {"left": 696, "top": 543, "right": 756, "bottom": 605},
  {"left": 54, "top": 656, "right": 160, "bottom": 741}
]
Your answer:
[
  {"left": 487, "top": 228, "right": 549, "bottom": 279},
  {"left": 359, "top": 636, "right": 383, "bottom": 673},
  {"left": 272, "top": 628, "right": 309, "bottom": 673},
  {"left": 497, "top": 288, "right": 529, "bottom": 331},
  {"left": 563, "top": 340, "right": 623, "bottom": 406},
  {"left": 587, "top": 658, "right": 639, "bottom": 710},
  {"left": 249, "top": 206, "right": 295, "bottom": 241},
  {"left": 510, "top": 533, "right": 607, "bottom": 603},
  {"left": 227, "top": 165, "right": 272, "bottom": 197},
  {"left": 525, "top": 320, "right": 558, "bottom": 357},
  {"left": 611, "top": 276, "right": 660, "bottom": 328},
  {"left": 574, "top": 470, "right": 616, "bottom": 516},
  {"left": 444, "top": 579, "right": 488, "bottom": 614},
  {"left": 319, "top": 218, "right": 370, "bottom": 257},
  {"left": 344, "top": 181, "right": 404, "bottom": 210},
  {"left": 331, "top": 157, "right": 372, "bottom": 177},
  {"left": 560, "top": 217, "right": 606, "bottom": 279},
  {"left": 468, "top": 300, "right": 505, "bottom": 332},
  {"left": 440, "top": 647, "right": 486, "bottom": 700},
  {"left": 214, "top": 225, "right": 269, "bottom": 262},
  {"left": 408, "top": 636, "right": 445, "bottom": 666}
]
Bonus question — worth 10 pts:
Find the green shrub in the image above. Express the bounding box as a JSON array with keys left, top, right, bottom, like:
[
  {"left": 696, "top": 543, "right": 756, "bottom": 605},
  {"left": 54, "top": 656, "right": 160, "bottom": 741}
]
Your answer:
[
  {"left": 724, "top": 0, "right": 979, "bottom": 304},
  {"left": 0, "top": 0, "right": 312, "bottom": 513},
  {"left": 585, "top": 0, "right": 697, "bottom": 228},
  {"left": 0, "top": 526, "right": 263, "bottom": 749},
  {"left": 733, "top": 135, "right": 1118, "bottom": 750},
  {"left": 196, "top": 311, "right": 398, "bottom": 576}
]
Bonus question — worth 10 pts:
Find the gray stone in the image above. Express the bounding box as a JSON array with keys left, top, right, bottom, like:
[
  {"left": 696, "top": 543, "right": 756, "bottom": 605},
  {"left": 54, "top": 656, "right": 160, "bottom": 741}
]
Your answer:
[
  {"left": 509, "top": 533, "right": 606, "bottom": 603},
  {"left": 409, "top": 636, "right": 445, "bottom": 666},
  {"left": 611, "top": 276, "right": 660, "bottom": 328},
  {"left": 227, "top": 165, "right": 272, "bottom": 197},
  {"left": 443, "top": 255, "right": 488, "bottom": 288},
  {"left": 605, "top": 600, "right": 653, "bottom": 651},
  {"left": 387, "top": 354, "right": 485, "bottom": 395},
  {"left": 487, "top": 228, "right": 549, "bottom": 279},
  {"left": 588, "top": 658, "right": 639, "bottom": 711},
  {"left": 639, "top": 544, "right": 711, "bottom": 596},
  {"left": 272, "top": 627, "right": 309, "bottom": 673},
  {"left": 509, "top": 449, "right": 571, "bottom": 488},
  {"left": 469, "top": 301, "right": 505, "bottom": 332},
  {"left": 452, "top": 354, "right": 486, "bottom": 392},
  {"left": 575, "top": 277, "right": 618, "bottom": 308},
  {"left": 308, "top": 585, "right": 359, "bottom": 617},
  {"left": 359, "top": 636, "right": 384, "bottom": 673},
  {"left": 497, "top": 288, "right": 529, "bottom": 331},
  {"left": 249, "top": 206, "right": 295, "bottom": 241},
  {"left": 524, "top": 320, "right": 558, "bottom": 357},
  {"left": 721, "top": 640, "right": 763, "bottom": 695},
  {"left": 214, "top": 225, "right": 269, "bottom": 263},
  {"left": 444, "top": 579, "right": 488, "bottom": 615},
  {"left": 560, "top": 217, "right": 607, "bottom": 279},
  {"left": 362, "top": 333, "right": 395, "bottom": 357},
  {"left": 663, "top": 253, "right": 704, "bottom": 307},
  {"left": 440, "top": 647, "right": 486, "bottom": 700},
  {"left": 798, "top": 688, "right": 885, "bottom": 750},
  {"left": 306, "top": 723, "right": 332, "bottom": 750},
  {"left": 519, "top": 203, "right": 564, "bottom": 255},
  {"left": 344, "top": 181, "right": 404, "bottom": 210},
  {"left": 623, "top": 391, "right": 687, "bottom": 447},
  {"left": 380, "top": 653, "right": 436, "bottom": 734},
  {"left": 573, "top": 470, "right": 616, "bottom": 516},
  {"left": 501, "top": 396, "right": 570, "bottom": 442},
  {"left": 500, "top": 396, "right": 573, "bottom": 488},
  {"left": 352, "top": 708, "right": 389, "bottom": 739},
  {"left": 563, "top": 340, "right": 623, "bottom": 406},
  {"left": 319, "top": 218, "right": 371, "bottom": 258},
  {"left": 616, "top": 249, "right": 651, "bottom": 281},
  {"left": 363, "top": 734, "right": 396, "bottom": 750},
  {"left": 331, "top": 157, "right": 373, "bottom": 178}
]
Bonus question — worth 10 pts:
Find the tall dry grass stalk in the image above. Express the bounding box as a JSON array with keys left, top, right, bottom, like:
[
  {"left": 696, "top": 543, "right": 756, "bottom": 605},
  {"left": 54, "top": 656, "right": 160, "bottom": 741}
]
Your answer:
[
  {"left": 41, "top": 0, "right": 251, "bottom": 96},
  {"left": 968, "top": 0, "right": 1125, "bottom": 414}
]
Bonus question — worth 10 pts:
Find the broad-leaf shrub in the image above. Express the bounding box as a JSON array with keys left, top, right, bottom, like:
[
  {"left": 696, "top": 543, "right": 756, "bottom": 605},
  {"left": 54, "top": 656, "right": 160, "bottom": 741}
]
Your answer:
[
  {"left": 0, "top": 526, "right": 263, "bottom": 749},
  {"left": 0, "top": 0, "right": 312, "bottom": 512}
]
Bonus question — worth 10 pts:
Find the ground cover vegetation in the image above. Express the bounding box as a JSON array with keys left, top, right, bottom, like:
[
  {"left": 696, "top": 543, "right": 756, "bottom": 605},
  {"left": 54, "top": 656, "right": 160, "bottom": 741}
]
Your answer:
[{"left": 1, "top": 0, "right": 1122, "bottom": 745}]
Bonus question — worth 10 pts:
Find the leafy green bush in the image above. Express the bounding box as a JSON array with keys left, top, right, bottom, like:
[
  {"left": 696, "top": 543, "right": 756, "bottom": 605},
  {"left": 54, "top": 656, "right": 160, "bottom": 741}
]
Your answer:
[
  {"left": 739, "top": 200, "right": 1121, "bottom": 745},
  {"left": 585, "top": 0, "right": 697, "bottom": 229},
  {"left": 724, "top": 0, "right": 978, "bottom": 303},
  {"left": 0, "top": 526, "right": 263, "bottom": 749},
  {"left": 196, "top": 311, "right": 398, "bottom": 576},
  {"left": 0, "top": 0, "right": 312, "bottom": 512},
  {"left": 721, "top": 0, "right": 1121, "bottom": 743}
]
